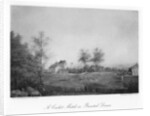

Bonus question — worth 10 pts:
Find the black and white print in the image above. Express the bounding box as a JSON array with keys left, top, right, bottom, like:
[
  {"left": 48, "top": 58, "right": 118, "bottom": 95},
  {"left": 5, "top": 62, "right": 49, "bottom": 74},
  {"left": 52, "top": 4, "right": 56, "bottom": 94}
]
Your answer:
[{"left": 11, "top": 6, "right": 139, "bottom": 97}]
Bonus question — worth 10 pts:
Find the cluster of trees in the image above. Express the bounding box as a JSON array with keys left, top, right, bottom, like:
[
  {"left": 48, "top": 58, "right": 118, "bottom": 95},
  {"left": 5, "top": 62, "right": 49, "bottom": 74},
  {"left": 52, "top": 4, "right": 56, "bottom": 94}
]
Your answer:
[
  {"left": 78, "top": 48, "right": 104, "bottom": 72},
  {"left": 11, "top": 31, "right": 50, "bottom": 96},
  {"left": 48, "top": 48, "right": 104, "bottom": 73}
]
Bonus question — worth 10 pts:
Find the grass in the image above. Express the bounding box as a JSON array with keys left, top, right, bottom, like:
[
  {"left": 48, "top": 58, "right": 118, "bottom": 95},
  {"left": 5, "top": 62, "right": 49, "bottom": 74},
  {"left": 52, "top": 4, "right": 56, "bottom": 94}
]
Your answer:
[
  {"left": 41, "top": 71, "right": 138, "bottom": 96},
  {"left": 11, "top": 71, "right": 138, "bottom": 97}
]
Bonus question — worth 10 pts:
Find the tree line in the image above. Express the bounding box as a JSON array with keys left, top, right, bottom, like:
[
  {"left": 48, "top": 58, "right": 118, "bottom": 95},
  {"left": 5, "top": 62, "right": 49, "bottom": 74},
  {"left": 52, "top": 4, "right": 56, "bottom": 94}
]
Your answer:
[{"left": 78, "top": 48, "right": 104, "bottom": 72}]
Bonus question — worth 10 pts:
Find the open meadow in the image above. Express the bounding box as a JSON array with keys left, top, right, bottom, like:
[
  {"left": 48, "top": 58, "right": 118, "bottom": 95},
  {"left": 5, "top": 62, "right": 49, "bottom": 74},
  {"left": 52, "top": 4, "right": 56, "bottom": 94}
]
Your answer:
[{"left": 42, "top": 71, "right": 138, "bottom": 96}]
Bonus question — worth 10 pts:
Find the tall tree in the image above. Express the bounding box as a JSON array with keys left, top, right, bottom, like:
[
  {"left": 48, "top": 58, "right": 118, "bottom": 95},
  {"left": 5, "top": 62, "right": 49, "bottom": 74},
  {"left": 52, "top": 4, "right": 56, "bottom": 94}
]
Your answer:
[
  {"left": 32, "top": 32, "right": 50, "bottom": 86},
  {"left": 79, "top": 49, "right": 91, "bottom": 68},
  {"left": 91, "top": 48, "right": 104, "bottom": 68},
  {"left": 11, "top": 31, "right": 40, "bottom": 91}
]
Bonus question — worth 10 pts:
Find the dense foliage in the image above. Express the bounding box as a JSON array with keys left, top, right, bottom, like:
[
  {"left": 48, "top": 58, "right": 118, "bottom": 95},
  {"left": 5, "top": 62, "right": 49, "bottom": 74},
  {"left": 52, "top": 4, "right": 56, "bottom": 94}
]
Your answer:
[{"left": 11, "top": 31, "right": 42, "bottom": 92}]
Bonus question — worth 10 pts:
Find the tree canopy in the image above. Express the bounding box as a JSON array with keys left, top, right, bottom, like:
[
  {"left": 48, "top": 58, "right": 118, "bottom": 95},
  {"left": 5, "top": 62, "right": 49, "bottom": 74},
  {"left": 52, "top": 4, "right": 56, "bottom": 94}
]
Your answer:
[
  {"left": 91, "top": 48, "right": 104, "bottom": 67},
  {"left": 79, "top": 49, "right": 91, "bottom": 66},
  {"left": 11, "top": 31, "right": 41, "bottom": 91}
]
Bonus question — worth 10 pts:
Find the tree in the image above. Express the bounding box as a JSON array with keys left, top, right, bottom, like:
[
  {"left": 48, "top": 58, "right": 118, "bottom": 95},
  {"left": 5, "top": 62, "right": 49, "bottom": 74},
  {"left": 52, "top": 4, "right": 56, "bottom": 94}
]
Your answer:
[
  {"left": 11, "top": 31, "right": 41, "bottom": 91},
  {"left": 91, "top": 48, "right": 104, "bottom": 69},
  {"left": 79, "top": 49, "right": 91, "bottom": 70},
  {"left": 32, "top": 32, "right": 50, "bottom": 86}
]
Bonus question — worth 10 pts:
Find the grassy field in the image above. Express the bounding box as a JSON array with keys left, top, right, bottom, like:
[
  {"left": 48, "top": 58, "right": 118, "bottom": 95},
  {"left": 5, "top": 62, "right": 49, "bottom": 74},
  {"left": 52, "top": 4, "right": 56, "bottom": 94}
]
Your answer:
[{"left": 42, "top": 71, "right": 138, "bottom": 96}]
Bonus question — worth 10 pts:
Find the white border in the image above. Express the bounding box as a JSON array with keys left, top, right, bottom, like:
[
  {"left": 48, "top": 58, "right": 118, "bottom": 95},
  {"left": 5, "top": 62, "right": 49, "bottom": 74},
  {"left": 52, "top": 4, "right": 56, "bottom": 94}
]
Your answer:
[
  {"left": 3, "top": 0, "right": 142, "bottom": 115},
  {"left": 0, "top": 0, "right": 4, "bottom": 115}
]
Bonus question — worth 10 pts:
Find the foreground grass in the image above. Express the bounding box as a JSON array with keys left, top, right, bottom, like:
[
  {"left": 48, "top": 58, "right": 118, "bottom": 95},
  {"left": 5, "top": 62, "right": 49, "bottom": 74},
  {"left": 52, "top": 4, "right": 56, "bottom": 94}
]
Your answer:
[
  {"left": 11, "top": 71, "right": 138, "bottom": 97},
  {"left": 41, "top": 72, "right": 138, "bottom": 96}
]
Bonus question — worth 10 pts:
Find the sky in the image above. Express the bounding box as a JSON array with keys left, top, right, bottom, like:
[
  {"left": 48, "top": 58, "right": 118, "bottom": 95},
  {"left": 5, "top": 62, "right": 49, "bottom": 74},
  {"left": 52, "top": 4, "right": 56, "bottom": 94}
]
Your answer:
[{"left": 11, "top": 6, "right": 138, "bottom": 68}]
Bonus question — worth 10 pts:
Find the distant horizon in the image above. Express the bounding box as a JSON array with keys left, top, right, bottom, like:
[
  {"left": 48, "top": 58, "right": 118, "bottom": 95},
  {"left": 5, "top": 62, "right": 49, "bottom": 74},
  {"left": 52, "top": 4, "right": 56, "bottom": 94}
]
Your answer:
[{"left": 11, "top": 6, "right": 138, "bottom": 69}]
